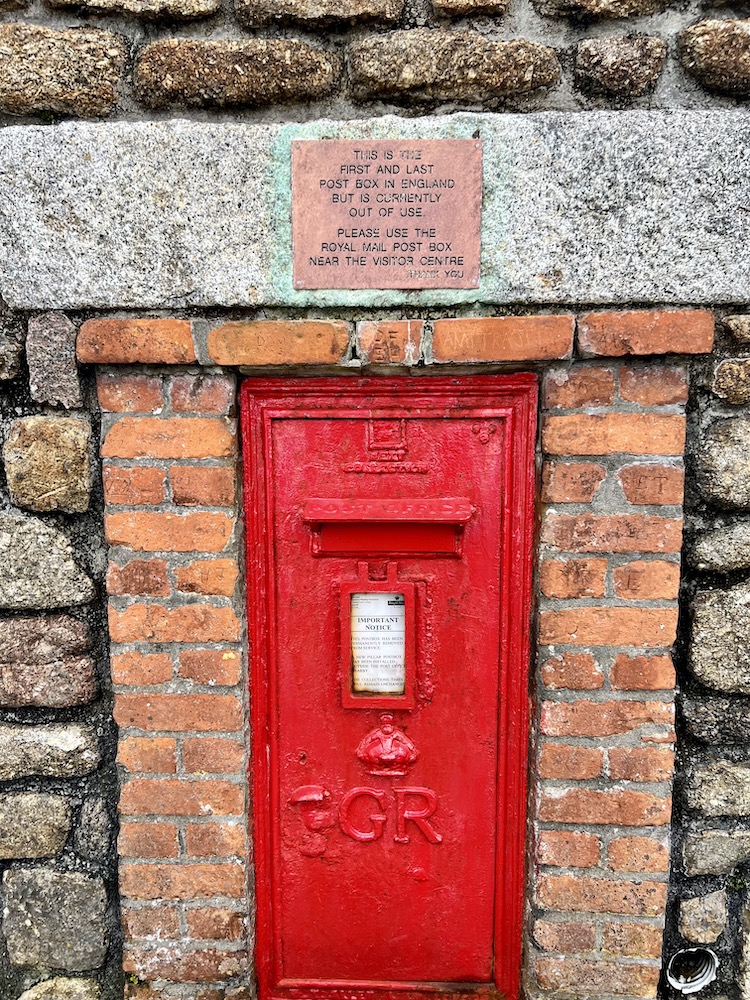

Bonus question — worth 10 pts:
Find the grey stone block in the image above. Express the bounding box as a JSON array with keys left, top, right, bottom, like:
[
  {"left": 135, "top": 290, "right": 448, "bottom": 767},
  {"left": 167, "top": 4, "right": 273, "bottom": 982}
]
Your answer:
[
  {"left": 679, "top": 890, "right": 727, "bottom": 944},
  {"left": 684, "top": 830, "right": 750, "bottom": 875},
  {"left": 0, "top": 793, "right": 71, "bottom": 860},
  {"left": 237, "top": 0, "right": 403, "bottom": 22},
  {"left": 3, "top": 869, "right": 107, "bottom": 971},
  {"left": 690, "top": 522, "right": 750, "bottom": 572},
  {"left": 574, "top": 36, "right": 666, "bottom": 98},
  {"left": 26, "top": 313, "right": 82, "bottom": 409},
  {"left": 724, "top": 315, "right": 750, "bottom": 343},
  {"left": 690, "top": 582, "right": 750, "bottom": 693},
  {"left": 712, "top": 359, "right": 750, "bottom": 405},
  {"left": 0, "top": 613, "right": 91, "bottom": 665},
  {"left": 0, "top": 722, "right": 100, "bottom": 780},
  {"left": 0, "top": 514, "right": 94, "bottom": 609},
  {"left": 680, "top": 20, "right": 750, "bottom": 96},
  {"left": 683, "top": 696, "right": 750, "bottom": 743},
  {"left": 50, "top": 0, "right": 217, "bottom": 17},
  {"left": 686, "top": 760, "right": 750, "bottom": 816},
  {"left": 697, "top": 418, "right": 750, "bottom": 509},
  {"left": 19, "top": 981, "right": 101, "bottom": 1000},
  {"left": 73, "top": 796, "right": 112, "bottom": 861},
  {"left": 4, "top": 415, "right": 91, "bottom": 513},
  {"left": 0, "top": 312, "right": 23, "bottom": 381}
]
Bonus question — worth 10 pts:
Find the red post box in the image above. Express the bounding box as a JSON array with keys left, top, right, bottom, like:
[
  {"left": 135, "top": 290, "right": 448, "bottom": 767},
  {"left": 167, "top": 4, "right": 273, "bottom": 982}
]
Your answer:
[{"left": 241, "top": 375, "right": 537, "bottom": 1000}]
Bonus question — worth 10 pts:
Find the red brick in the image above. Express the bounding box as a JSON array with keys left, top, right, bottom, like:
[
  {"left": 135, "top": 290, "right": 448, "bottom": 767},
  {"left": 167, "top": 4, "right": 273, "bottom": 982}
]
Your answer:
[
  {"left": 170, "top": 374, "right": 235, "bottom": 415},
  {"left": 602, "top": 920, "right": 664, "bottom": 958},
  {"left": 542, "top": 367, "right": 615, "bottom": 408},
  {"left": 183, "top": 738, "right": 245, "bottom": 774},
  {"left": 186, "top": 822, "right": 246, "bottom": 858},
  {"left": 171, "top": 466, "right": 236, "bottom": 507},
  {"left": 356, "top": 320, "right": 423, "bottom": 364},
  {"left": 179, "top": 649, "right": 241, "bottom": 686},
  {"left": 114, "top": 692, "right": 242, "bottom": 732},
  {"left": 124, "top": 947, "right": 246, "bottom": 983},
  {"left": 538, "top": 743, "right": 603, "bottom": 779},
  {"left": 120, "top": 863, "right": 245, "bottom": 900},
  {"left": 611, "top": 654, "right": 675, "bottom": 691},
  {"left": 208, "top": 320, "right": 350, "bottom": 366},
  {"left": 539, "top": 607, "right": 679, "bottom": 646},
  {"left": 539, "top": 789, "right": 671, "bottom": 827},
  {"left": 542, "top": 514, "right": 683, "bottom": 553},
  {"left": 186, "top": 907, "right": 245, "bottom": 941},
  {"left": 118, "top": 822, "right": 179, "bottom": 858},
  {"left": 105, "top": 512, "right": 233, "bottom": 552},
  {"left": 103, "top": 417, "right": 235, "bottom": 460},
  {"left": 542, "top": 413, "right": 686, "bottom": 456},
  {"left": 619, "top": 366, "right": 688, "bottom": 405},
  {"left": 535, "top": 957, "right": 659, "bottom": 996},
  {"left": 541, "top": 462, "right": 606, "bottom": 503},
  {"left": 432, "top": 315, "right": 574, "bottom": 362},
  {"left": 107, "top": 559, "right": 170, "bottom": 597},
  {"left": 533, "top": 919, "right": 596, "bottom": 954},
  {"left": 578, "top": 309, "right": 714, "bottom": 357},
  {"left": 541, "top": 653, "right": 603, "bottom": 691},
  {"left": 79, "top": 319, "right": 196, "bottom": 364},
  {"left": 541, "top": 700, "right": 673, "bottom": 737},
  {"left": 607, "top": 836, "right": 670, "bottom": 874},
  {"left": 120, "top": 779, "right": 243, "bottom": 817},
  {"left": 117, "top": 737, "right": 177, "bottom": 773},
  {"left": 103, "top": 466, "right": 166, "bottom": 506},
  {"left": 540, "top": 558, "right": 607, "bottom": 598},
  {"left": 97, "top": 374, "right": 164, "bottom": 413},
  {"left": 110, "top": 605, "right": 241, "bottom": 644},
  {"left": 123, "top": 905, "right": 180, "bottom": 940},
  {"left": 537, "top": 831, "right": 601, "bottom": 868},
  {"left": 608, "top": 747, "right": 674, "bottom": 782},
  {"left": 112, "top": 653, "right": 173, "bottom": 686},
  {"left": 619, "top": 464, "right": 685, "bottom": 505},
  {"left": 537, "top": 874, "right": 668, "bottom": 915},
  {"left": 176, "top": 559, "right": 239, "bottom": 597},
  {"left": 613, "top": 560, "right": 680, "bottom": 600}
]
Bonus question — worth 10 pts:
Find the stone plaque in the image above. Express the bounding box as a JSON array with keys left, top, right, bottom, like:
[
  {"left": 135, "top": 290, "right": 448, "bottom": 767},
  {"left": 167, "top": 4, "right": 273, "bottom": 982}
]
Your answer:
[{"left": 292, "top": 139, "right": 482, "bottom": 290}]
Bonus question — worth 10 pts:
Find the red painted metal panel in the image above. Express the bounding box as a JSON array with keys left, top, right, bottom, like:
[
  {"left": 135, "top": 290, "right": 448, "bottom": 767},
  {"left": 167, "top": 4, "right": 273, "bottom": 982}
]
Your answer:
[{"left": 241, "top": 375, "right": 537, "bottom": 1000}]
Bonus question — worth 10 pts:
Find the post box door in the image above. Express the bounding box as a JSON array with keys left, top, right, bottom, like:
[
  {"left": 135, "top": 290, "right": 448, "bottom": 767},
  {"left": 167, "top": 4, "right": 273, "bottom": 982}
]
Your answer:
[{"left": 241, "top": 375, "right": 537, "bottom": 1000}]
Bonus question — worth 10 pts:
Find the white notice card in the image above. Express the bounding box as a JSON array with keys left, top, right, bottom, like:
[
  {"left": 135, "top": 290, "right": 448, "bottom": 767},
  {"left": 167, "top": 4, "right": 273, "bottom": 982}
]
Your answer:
[{"left": 350, "top": 592, "right": 406, "bottom": 695}]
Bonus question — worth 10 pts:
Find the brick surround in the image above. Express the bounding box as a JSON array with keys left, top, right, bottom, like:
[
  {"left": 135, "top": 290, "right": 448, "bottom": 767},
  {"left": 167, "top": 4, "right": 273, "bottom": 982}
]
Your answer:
[{"left": 82, "top": 310, "right": 714, "bottom": 1000}]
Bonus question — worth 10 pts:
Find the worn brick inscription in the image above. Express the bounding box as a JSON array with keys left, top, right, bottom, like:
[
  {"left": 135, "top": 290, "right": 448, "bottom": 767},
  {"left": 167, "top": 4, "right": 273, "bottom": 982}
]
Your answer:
[{"left": 292, "top": 139, "right": 482, "bottom": 290}]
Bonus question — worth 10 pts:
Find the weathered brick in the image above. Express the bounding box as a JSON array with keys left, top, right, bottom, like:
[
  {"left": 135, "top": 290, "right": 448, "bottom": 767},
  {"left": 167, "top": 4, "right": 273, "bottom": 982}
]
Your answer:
[
  {"left": 608, "top": 836, "right": 670, "bottom": 873},
  {"left": 356, "top": 321, "right": 422, "bottom": 365},
  {"left": 182, "top": 738, "right": 245, "bottom": 774},
  {"left": 120, "top": 779, "right": 243, "bottom": 817},
  {"left": 611, "top": 653, "right": 675, "bottom": 691},
  {"left": 170, "top": 374, "right": 235, "bottom": 414},
  {"left": 541, "top": 653, "right": 603, "bottom": 691},
  {"left": 348, "top": 31, "right": 561, "bottom": 102},
  {"left": 185, "top": 822, "right": 246, "bottom": 858},
  {"left": 537, "top": 831, "right": 601, "bottom": 868},
  {"left": 107, "top": 559, "right": 170, "bottom": 597},
  {"left": 539, "top": 607, "right": 679, "bottom": 646},
  {"left": 539, "top": 789, "right": 671, "bottom": 827},
  {"left": 619, "top": 464, "right": 684, "bottom": 505},
  {"left": 541, "top": 462, "right": 606, "bottom": 503},
  {"left": 175, "top": 559, "right": 239, "bottom": 597},
  {"left": 542, "top": 367, "right": 615, "bottom": 408},
  {"left": 102, "top": 417, "right": 234, "bottom": 460},
  {"left": 542, "top": 513, "right": 683, "bottom": 553},
  {"left": 613, "top": 559, "right": 680, "bottom": 600},
  {"left": 114, "top": 692, "right": 242, "bottom": 732},
  {"left": 179, "top": 649, "right": 242, "bottom": 686},
  {"left": 533, "top": 919, "right": 596, "bottom": 954},
  {"left": 120, "top": 863, "right": 245, "bottom": 900},
  {"left": 602, "top": 920, "right": 664, "bottom": 958},
  {"left": 578, "top": 309, "right": 714, "bottom": 356},
  {"left": 112, "top": 653, "right": 173, "bottom": 686},
  {"left": 541, "top": 700, "right": 673, "bottom": 737},
  {"left": 123, "top": 906, "right": 180, "bottom": 940},
  {"left": 97, "top": 374, "right": 164, "bottom": 413},
  {"left": 207, "top": 320, "right": 349, "bottom": 366},
  {"left": 543, "top": 413, "right": 686, "bottom": 456},
  {"left": 0, "top": 24, "right": 126, "bottom": 116},
  {"left": 609, "top": 747, "right": 674, "bottom": 782},
  {"left": 619, "top": 365, "right": 688, "bottom": 405},
  {"left": 535, "top": 957, "right": 659, "bottom": 996},
  {"left": 537, "top": 874, "right": 668, "bottom": 915},
  {"left": 118, "top": 822, "right": 179, "bottom": 858},
  {"left": 171, "top": 467, "right": 236, "bottom": 507},
  {"left": 539, "top": 558, "right": 607, "bottom": 599},
  {"left": 103, "top": 466, "right": 167, "bottom": 506},
  {"left": 186, "top": 907, "right": 244, "bottom": 941},
  {"left": 432, "top": 315, "right": 573, "bottom": 363},
  {"left": 110, "top": 605, "right": 241, "bottom": 644},
  {"left": 117, "top": 737, "right": 177, "bottom": 773},
  {"left": 106, "top": 512, "right": 233, "bottom": 552},
  {"left": 79, "top": 319, "right": 195, "bottom": 364},
  {"left": 538, "top": 743, "right": 603, "bottom": 779},
  {"left": 124, "top": 946, "right": 246, "bottom": 983}
]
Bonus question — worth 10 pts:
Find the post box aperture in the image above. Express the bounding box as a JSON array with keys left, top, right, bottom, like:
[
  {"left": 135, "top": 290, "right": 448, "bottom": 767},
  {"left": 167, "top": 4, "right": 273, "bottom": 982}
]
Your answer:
[{"left": 241, "top": 375, "right": 537, "bottom": 1000}]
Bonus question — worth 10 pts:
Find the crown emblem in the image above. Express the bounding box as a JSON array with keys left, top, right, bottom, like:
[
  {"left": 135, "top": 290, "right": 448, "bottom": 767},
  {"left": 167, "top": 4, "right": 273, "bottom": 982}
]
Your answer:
[{"left": 356, "top": 713, "right": 419, "bottom": 777}]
